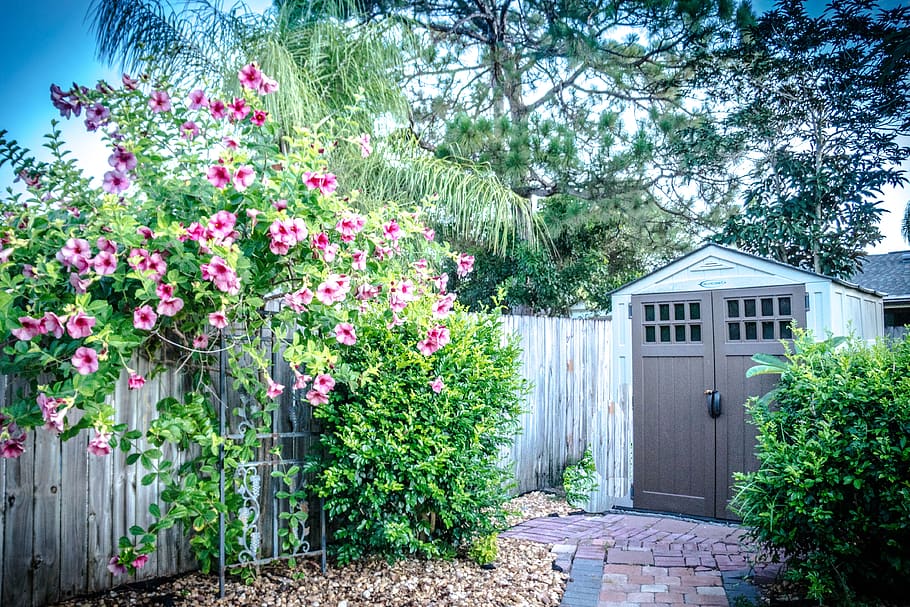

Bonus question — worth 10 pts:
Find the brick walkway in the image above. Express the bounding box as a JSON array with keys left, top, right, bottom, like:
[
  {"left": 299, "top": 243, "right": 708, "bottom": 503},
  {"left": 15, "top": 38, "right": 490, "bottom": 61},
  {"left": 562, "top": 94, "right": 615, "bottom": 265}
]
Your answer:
[{"left": 502, "top": 512, "right": 778, "bottom": 607}]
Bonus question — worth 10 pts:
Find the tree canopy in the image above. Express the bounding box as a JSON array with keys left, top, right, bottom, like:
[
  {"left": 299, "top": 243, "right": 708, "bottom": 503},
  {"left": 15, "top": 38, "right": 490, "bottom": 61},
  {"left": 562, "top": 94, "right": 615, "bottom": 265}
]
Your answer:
[
  {"left": 286, "top": 0, "right": 750, "bottom": 312},
  {"left": 713, "top": 0, "right": 910, "bottom": 278}
]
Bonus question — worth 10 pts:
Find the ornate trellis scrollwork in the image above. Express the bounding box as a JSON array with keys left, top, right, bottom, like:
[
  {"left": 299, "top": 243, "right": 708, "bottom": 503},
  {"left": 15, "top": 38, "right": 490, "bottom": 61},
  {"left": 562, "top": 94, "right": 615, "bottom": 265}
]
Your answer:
[{"left": 217, "top": 327, "right": 326, "bottom": 598}]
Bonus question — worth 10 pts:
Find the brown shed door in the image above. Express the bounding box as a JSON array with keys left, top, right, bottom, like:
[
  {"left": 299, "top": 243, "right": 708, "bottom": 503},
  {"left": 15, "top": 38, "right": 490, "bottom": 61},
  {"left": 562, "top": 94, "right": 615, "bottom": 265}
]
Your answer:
[{"left": 632, "top": 285, "right": 806, "bottom": 519}]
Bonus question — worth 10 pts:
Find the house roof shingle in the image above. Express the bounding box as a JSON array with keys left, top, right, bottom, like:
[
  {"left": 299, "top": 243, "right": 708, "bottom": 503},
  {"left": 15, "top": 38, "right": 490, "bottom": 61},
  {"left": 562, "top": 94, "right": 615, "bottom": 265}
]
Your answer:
[{"left": 851, "top": 251, "right": 910, "bottom": 299}]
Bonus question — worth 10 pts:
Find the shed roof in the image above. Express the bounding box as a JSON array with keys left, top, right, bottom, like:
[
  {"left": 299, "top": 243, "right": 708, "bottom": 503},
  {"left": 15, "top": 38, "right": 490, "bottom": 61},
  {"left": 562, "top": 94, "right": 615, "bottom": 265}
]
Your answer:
[
  {"left": 851, "top": 251, "right": 910, "bottom": 300},
  {"left": 611, "top": 243, "right": 882, "bottom": 297}
]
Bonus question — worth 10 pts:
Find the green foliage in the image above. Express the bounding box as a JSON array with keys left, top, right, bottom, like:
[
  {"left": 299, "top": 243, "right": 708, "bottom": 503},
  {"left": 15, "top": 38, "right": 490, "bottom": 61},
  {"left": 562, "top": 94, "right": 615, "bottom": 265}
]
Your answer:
[
  {"left": 563, "top": 447, "right": 599, "bottom": 509},
  {"left": 307, "top": 310, "right": 526, "bottom": 564},
  {"left": 734, "top": 332, "right": 910, "bottom": 604},
  {"left": 713, "top": 0, "right": 910, "bottom": 278},
  {"left": 467, "top": 533, "right": 498, "bottom": 566}
]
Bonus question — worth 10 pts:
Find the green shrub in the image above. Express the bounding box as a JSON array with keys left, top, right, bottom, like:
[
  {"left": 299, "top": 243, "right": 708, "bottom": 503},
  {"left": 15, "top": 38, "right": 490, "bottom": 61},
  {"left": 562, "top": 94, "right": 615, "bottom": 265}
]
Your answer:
[
  {"left": 308, "top": 310, "right": 526, "bottom": 564},
  {"left": 563, "top": 446, "right": 599, "bottom": 509},
  {"left": 467, "top": 532, "right": 498, "bottom": 565},
  {"left": 734, "top": 332, "right": 910, "bottom": 604}
]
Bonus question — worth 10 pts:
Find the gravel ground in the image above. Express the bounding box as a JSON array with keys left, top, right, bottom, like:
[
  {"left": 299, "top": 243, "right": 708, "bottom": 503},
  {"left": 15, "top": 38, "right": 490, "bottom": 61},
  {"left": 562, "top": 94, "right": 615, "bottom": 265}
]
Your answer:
[{"left": 58, "top": 492, "right": 573, "bottom": 607}]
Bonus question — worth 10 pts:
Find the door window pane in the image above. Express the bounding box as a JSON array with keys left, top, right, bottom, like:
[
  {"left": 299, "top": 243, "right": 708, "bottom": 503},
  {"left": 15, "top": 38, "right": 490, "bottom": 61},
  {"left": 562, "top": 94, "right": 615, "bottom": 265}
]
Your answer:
[
  {"left": 660, "top": 325, "right": 671, "bottom": 342},
  {"left": 644, "top": 305, "right": 655, "bottom": 322},
  {"left": 675, "top": 325, "right": 686, "bottom": 342},
  {"left": 761, "top": 298, "right": 774, "bottom": 316},
  {"left": 689, "top": 302, "right": 701, "bottom": 320},
  {"left": 645, "top": 326, "right": 656, "bottom": 342},
  {"left": 779, "top": 297, "right": 791, "bottom": 316},
  {"left": 745, "top": 321, "right": 758, "bottom": 340},
  {"left": 762, "top": 321, "right": 775, "bottom": 340},
  {"left": 728, "top": 323, "right": 741, "bottom": 341},
  {"left": 780, "top": 322, "right": 793, "bottom": 339},
  {"left": 674, "top": 303, "right": 685, "bottom": 320},
  {"left": 727, "top": 300, "right": 740, "bottom": 318},
  {"left": 690, "top": 324, "right": 702, "bottom": 342},
  {"left": 659, "top": 304, "right": 670, "bottom": 321},
  {"left": 744, "top": 299, "right": 757, "bottom": 317}
]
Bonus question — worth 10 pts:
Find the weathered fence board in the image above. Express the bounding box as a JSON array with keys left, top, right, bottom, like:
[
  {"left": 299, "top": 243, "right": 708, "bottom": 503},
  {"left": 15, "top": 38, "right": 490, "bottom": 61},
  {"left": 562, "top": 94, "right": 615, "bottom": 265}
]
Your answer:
[
  {"left": 501, "top": 316, "right": 625, "bottom": 511},
  {"left": 0, "top": 364, "right": 196, "bottom": 607}
]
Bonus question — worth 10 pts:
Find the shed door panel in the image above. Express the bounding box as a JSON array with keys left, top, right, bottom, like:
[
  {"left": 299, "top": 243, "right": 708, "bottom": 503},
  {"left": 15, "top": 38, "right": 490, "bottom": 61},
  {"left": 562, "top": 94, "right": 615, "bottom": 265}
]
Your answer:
[
  {"left": 632, "top": 285, "right": 805, "bottom": 519},
  {"left": 632, "top": 292, "right": 714, "bottom": 517}
]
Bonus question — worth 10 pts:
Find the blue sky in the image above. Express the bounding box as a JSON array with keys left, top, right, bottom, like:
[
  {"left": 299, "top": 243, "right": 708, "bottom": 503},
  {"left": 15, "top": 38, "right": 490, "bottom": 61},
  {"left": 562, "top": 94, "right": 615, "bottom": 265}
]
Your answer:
[{"left": 0, "top": 0, "right": 906, "bottom": 253}]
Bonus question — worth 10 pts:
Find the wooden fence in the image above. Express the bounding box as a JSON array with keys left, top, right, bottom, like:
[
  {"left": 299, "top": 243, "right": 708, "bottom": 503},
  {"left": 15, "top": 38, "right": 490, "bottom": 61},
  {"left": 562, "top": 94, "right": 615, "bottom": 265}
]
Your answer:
[
  {"left": 501, "top": 316, "right": 628, "bottom": 511},
  {"left": 0, "top": 315, "right": 622, "bottom": 606}
]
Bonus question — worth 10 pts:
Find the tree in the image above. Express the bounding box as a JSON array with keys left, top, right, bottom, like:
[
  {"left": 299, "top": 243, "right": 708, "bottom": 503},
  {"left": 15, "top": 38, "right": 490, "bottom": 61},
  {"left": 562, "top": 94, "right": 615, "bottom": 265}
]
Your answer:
[
  {"left": 713, "top": 0, "right": 910, "bottom": 279},
  {"left": 88, "top": 0, "right": 541, "bottom": 254},
  {"left": 287, "top": 0, "right": 750, "bottom": 312}
]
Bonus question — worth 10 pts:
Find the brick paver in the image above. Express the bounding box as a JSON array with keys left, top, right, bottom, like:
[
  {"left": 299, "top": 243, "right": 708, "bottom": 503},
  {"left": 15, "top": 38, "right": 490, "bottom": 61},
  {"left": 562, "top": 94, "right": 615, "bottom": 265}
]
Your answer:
[{"left": 502, "top": 511, "right": 781, "bottom": 607}]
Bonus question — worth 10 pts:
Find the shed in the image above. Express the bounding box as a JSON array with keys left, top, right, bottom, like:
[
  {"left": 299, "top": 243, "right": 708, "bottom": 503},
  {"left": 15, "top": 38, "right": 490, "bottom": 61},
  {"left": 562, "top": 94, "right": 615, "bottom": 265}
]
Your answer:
[
  {"left": 608, "top": 244, "right": 883, "bottom": 519},
  {"left": 850, "top": 250, "right": 910, "bottom": 339}
]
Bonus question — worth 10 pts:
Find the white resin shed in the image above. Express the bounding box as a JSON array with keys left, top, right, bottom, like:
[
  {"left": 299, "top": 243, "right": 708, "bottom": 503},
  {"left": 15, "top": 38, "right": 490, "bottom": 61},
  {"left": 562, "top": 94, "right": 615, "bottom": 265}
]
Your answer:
[{"left": 606, "top": 244, "right": 882, "bottom": 518}]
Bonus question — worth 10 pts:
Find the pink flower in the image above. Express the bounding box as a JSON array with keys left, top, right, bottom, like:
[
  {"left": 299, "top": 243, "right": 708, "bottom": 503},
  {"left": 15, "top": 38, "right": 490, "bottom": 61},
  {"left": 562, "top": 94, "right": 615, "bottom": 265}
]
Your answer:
[
  {"left": 223, "top": 136, "right": 239, "bottom": 149},
  {"left": 187, "top": 89, "right": 208, "bottom": 109},
  {"left": 334, "top": 323, "right": 357, "bottom": 346},
  {"left": 323, "top": 243, "right": 338, "bottom": 263},
  {"left": 313, "top": 373, "right": 335, "bottom": 395},
  {"left": 207, "top": 165, "right": 231, "bottom": 189},
  {"left": 208, "top": 210, "right": 237, "bottom": 240},
  {"left": 181, "top": 121, "right": 200, "bottom": 139},
  {"left": 351, "top": 250, "right": 367, "bottom": 271},
  {"left": 208, "top": 310, "right": 229, "bottom": 329},
  {"left": 108, "top": 147, "right": 137, "bottom": 172},
  {"left": 302, "top": 171, "right": 338, "bottom": 196},
  {"left": 11, "top": 316, "right": 44, "bottom": 341},
  {"left": 133, "top": 305, "right": 157, "bottom": 330},
  {"left": 228, "top": 97, "right": 250, "bottom": 121},
  {"left": 266, "top": 378, "right": 284, "bottom": 399},
  {"left": 417, "top": 325, "right": 451, "bottom": 356},
  {"left": 209, "top": 99, "right": 228, "bottom": 119},
  {"left": 433, "top": 293, "right": 457, "bottom": 319},
  {"left": 37, "top": 393, "right": 66, "bottom": 434},
  {"left": 69, "top": 273, "right": 90, "bottom": 293},
  {"left": 157, "top": 296, "right": 184, "bottom": 317},
  {"left": 456, "top": 253, "right": 475, "bottom": 277},
  {"left": 250, "top": 109, "right": 268, "bottom": 126},
  {"left": 71, "top": 346, "right": 99, "bottom": 375},
  {"left": 128, "top": 373, "right": 146, "bottom": 390},
  {"left": 96, "top": 238, "right": 117, "bottom": 254},
  {"left": 433, "top": 273, "right": 449, "bottom": 293},
  {"left": 156, "top": 282, "right": 175, "bottom": 299},
  {"left": 102, "top": 170, "right": 131, "bottom": 194},
  {"left": 238, "top": 62, "right": 263, "bottom": 91},
  {"left": 306, "top": 389, "right": 328, "bottom": 406},
  {"left": 257, "top": 74, "right": 279, "bottom": 95},
  {"left": 382, "top": 220, "right": 401, "bottom": 241},
  {"left": 132, "top": 554, "right": 149, "bottom": 570},
  {"left": 355, "top": 283, "right": 381, "bottom": 300},
  {"left": 148, "top": 90, "right": 172, "bottom": 113},
  {"left": 357, "top": 133, "right": 372, "bottom": 157},
  {"left": 273, "top": 199, "right": 287, "bottom": 211},
  {"left": 335, "top": 213, "right": 366, "bottom": 242},
  {"left": 316, "top": 273, "right": 351, "bottom": 305},
  {"left": 66, "top": 311, "right": 96, "bottom": 339},
  {"left": 311, "top": 232, "right": 330, "bottom": 251},
  {"left": 293, "top": 371, "right": 311, "bottom": 391},
  {"left": 88, "top": 430, "right": 111, "bottom": 455},
  {"left": 233, "top": 165, "right": 255, "bottom": 191},
  {"left": 107, "top": 556, "right": 127, "bottom": 576},
  {"left": 193, "top": 334, "right": 209, "bottom": 349},
  {"left": 93, "top": 251, "right": 117, "bottom": 275},
  {"left": 0, "top": 416, "right": 26, "bottom": 458},
  {"left": 122, "top": 73, "right": 139, "bottom": 90},
  {"left": 41, "top": 312, "right": 65, "bottom": 338},
  {"left": 423, "top": 227, "right": 435, "bottom": 241},
  {"left": 200, "top": 256, "right": 240, "bottom": 294},
  {"left": 284, "top": 288, "right": 314, "bottom": 312},
  {"left": 137, "top": 226, "right": 155, "bottom": 240},
  {"left": 430, "top": 377, "right": 444, "bottom": 394}
]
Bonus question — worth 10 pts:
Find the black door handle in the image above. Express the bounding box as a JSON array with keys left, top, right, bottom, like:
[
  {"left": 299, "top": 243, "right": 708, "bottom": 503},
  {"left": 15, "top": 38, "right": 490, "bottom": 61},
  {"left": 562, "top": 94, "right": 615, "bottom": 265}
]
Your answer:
[{"left": 705, "top": 390, "right": 722, "bottom": 418}]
